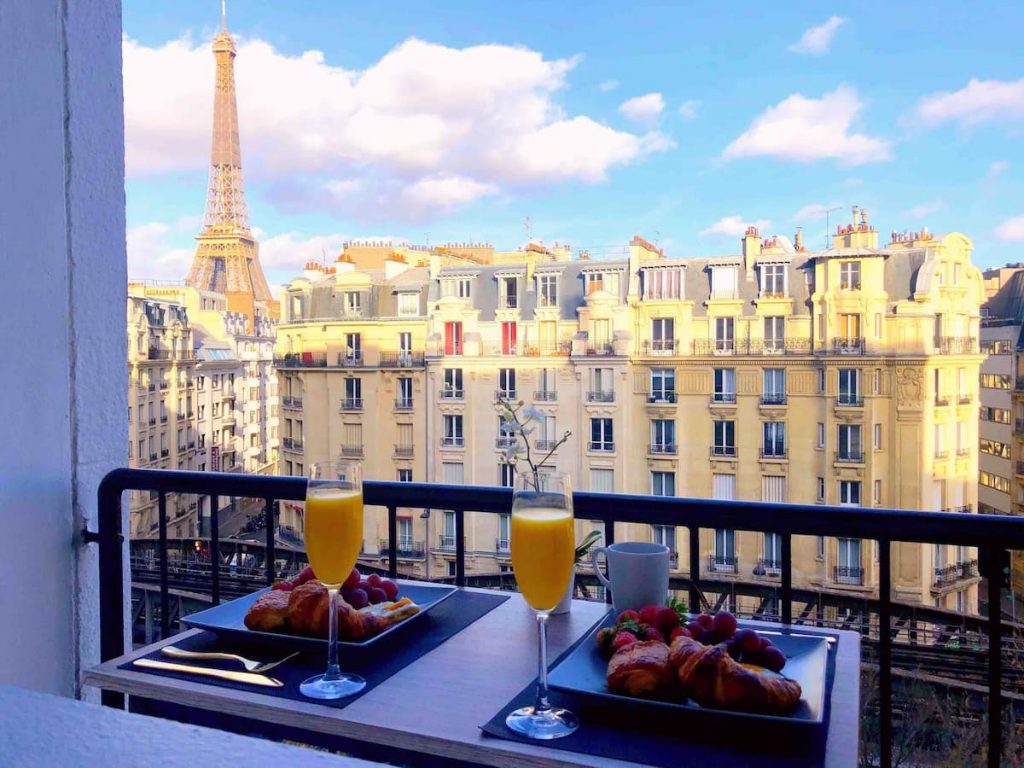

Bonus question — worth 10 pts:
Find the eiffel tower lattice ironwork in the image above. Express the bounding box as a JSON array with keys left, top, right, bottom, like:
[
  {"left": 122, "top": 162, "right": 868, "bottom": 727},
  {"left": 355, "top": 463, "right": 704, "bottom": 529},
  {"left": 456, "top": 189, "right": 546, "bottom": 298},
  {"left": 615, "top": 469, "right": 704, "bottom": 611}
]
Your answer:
[{"left": 186, "top": 5, "right": 277, "bottom": 330}]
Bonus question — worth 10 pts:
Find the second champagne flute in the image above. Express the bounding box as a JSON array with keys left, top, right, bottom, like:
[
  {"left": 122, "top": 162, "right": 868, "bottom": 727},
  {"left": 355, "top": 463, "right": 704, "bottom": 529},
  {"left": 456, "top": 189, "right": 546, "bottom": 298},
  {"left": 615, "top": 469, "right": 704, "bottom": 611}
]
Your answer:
[{"left": 299, "top": 460, "right": 366, "bottom": 700}]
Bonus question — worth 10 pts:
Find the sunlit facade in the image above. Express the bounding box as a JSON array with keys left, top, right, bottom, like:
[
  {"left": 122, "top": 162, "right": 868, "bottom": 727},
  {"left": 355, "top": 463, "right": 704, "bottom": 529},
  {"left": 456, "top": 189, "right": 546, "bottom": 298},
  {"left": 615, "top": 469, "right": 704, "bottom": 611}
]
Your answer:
[{"left": 277, "top": 211, "right": 984, "bottom": 610}]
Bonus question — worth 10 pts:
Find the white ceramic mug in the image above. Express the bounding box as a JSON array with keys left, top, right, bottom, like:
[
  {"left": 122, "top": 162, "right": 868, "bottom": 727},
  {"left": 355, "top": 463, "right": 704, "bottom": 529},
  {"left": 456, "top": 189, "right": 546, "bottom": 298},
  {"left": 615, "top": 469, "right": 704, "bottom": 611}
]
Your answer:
[{"left": 590, "top": 542, "right": 670, "bottom": 613}]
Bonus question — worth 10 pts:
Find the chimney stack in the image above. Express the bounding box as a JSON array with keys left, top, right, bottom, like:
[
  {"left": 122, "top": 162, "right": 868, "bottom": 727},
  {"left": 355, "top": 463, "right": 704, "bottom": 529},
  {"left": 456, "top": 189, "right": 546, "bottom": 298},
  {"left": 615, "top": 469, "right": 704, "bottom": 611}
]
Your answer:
[
  {"left": 742, "top": 225, "right": 762, "bottom": 273},
  {"left": 794, "top": 226, "right": 804, "bottom": 252}
]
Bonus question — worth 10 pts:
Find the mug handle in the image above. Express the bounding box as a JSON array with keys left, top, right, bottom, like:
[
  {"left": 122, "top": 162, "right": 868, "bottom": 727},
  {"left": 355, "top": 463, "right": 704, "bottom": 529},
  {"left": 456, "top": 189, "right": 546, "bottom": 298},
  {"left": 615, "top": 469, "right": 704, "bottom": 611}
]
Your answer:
[{"left": 590, "top": 546, "right": 612, "bottom": 589}]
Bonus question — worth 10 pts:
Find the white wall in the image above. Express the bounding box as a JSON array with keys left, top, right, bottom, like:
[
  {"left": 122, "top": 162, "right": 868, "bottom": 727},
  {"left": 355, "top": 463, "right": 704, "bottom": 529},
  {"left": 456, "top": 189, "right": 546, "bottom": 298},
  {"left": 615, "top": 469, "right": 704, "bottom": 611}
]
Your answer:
[{"left": 0, "top": 0, "right": 126, "bottom": 696}]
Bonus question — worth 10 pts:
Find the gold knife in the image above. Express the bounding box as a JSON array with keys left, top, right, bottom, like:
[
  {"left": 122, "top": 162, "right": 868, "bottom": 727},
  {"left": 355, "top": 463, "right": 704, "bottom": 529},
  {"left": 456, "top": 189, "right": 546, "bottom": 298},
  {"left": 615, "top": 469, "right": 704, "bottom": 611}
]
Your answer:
[{"left": 133, "top": 658, "right": 284, "bottom": 687}]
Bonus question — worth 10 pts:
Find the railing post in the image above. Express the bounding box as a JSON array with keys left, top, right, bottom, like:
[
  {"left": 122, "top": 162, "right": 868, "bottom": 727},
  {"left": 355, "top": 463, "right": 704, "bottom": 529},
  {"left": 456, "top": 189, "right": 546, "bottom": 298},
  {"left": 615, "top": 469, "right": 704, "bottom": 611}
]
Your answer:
[
  {"left": 688, "top": 526, "right": 700, "bottom": 613},
  {"left": 603, "top": 517, "right": 615, "bottom": 605},
  {"left": 780, "top": 533, "right": 792, "bottom": 624},
  {"left": 878, "top": 539, "right": 892, "bottom": 768},
  {"left": 264, "top": 497, "right": 276, "bottom": 585},
  {"left": 158, "top": 492, "right": 169, "bottom": 639},
  {"left": 96, "top": 473, "right": 126, "bottom": 709},
  {"left": 983, "top": 547, "right": 1003, "bottom": 768},
  {"left": 455, "top": 509, "right": 465, "bottom": 587},
  {"left": 387, "top": 506, "right": 398, "bottom": 579},
  {"left": 210, "top": 494, "right": 220, "bottom": 605}
]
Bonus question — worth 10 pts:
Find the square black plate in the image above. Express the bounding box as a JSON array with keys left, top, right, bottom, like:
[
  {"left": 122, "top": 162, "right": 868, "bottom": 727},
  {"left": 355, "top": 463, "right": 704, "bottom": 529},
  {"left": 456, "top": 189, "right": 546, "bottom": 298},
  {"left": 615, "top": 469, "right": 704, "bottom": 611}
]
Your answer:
[
  {"left": 547, "top": 613, "right": 829, "bottom": 728},
  {"left": 181, "top": 581, "right": 457, "bottom": 651}
]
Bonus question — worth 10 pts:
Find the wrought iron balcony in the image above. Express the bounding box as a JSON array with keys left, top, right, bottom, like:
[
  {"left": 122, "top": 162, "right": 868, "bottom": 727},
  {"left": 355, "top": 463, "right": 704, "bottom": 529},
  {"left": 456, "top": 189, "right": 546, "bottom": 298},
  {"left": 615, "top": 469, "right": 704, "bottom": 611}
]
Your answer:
[
  {"left": 934, "top": 396, "right": 950, "bottom": 407},
  {"left": 753, "top": 557, "right": 782, "bottom": 577},
  {"left": 833, "top": 565, "right": 864, "bottom": 586},
  {"left": 437, "top": 533, "right": 459, "bottom": 552},
  {"left": 708, "top": 553, "right": 738, "bottom": 574},
  {"left": 394, "top": 398, "right": 413, "bottom": 411},
  {"left": 587, "top": 390, "right": 615, "bottom": 403},
  {"left": 533, "top": 390, "right": 557, "bottom": 401},
  {"left": 340, "top": 397, "right": 363, "bottom": 411},
  {"left": 938, "top": 337, "right": 978, "bottom": 355},
  {"left": 584, "top": 342, "right": 615, "bottom": 356},
  {"left": 160, "top": 449, "right": 169, "bottom": 458},
  {"left": 833, "top": 338, "right": 865, "bottom": 355},
  {"left": 440, "top": 436, "right": 464, "bottom": 448},
  {"left": 494, "top": 390, "right": 517, "bottom": 402},
  {"left": 643, "top": 339, "right": 679, "bottom": 355},
  {"left": 760, "top": 447, "right": 787, "bottom": 460},
  {"left": 933, "top": 559, "right": 980, "bottom": 587},
  {"left": 336, "top": 353, "right": 363, "bottom": 368},
  {"left": 340, "top": 445, "right": 363, "bottom": 457},
  {"left": 647, "top": 391, "right": 677, "bottom": 404},
  {"left": 534, "top": 439, "right": 558, "bottom": 450},
  {"left": 835, "top": 450, "right": 864, "bottom": 463},
  {"left": 649, "top": 443, "right": 677, "bottom": 455},
  {"left": 711, "top": 445, "right": 737, "bottom": 458},
  {"left": 281, "top": 437, "right": 303, "bottom": 452},
  {"left": 496, "top": 537, "right": 511, "bottom": 555},
  {"left": 379, "top": 538, "right": 424, "bottom": 559},
  {"left": 499, "top": 294, "right": 518, "bottom": 309},
  {"left": 588, "top": 440, "right": 614, "bottom": 452},
  {"left": 440, "top": 388, "right": 464, "bottom": 400},
  {"left": 760, "top": 393, "right": 786, "bottom": 406},
  {"left": 711, "top": 392, "right": 736, "bottom": 404},
  {"left": 274, "top": 352, "right": 327, "bottom": 368},
  {"left": 957, "top": 394, "right": 973, "bottom": 405},
  {"left": 281, "top": 396, "right": 302, "bottom": 409},
  {"left": 379, "top": 351, "right": 425, "bottom": 368},
  {"left": 692, "top": 339, "right": 812, "bottom": 356},
  {"left": 836, "top": 394, "right": 863, "bottom": 407},
  {"left": 148, "top": 418, "right": 156, "bottom": 426},
  {"left": 394, "top": 444, "right": 414, "bottom": 457},
  {"left": 495, "top": 436, "right": 516, "bottom": 449}
]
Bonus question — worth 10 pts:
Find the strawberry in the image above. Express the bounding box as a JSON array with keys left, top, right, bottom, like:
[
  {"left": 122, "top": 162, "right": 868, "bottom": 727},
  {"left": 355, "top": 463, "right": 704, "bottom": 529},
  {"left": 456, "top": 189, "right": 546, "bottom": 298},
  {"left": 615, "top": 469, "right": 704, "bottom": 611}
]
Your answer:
[
  {"left": 616, "top": 609, "right": 640, "bottom": 624},
  {"left": 612, "top": 631, "right": 637, "bottom": 651},
  {"left": 644, "top": 627, "right": 665, "bottom": 643},
  {"left": 670, "top": 626, "right": 690, "bottom": 641},
  {"left": 293, "top": 565, "right": 316, "bottom": 585},
  {"left": 655, "top": 606, "right": 680, "bottom": 632},
  {"left": 270, "top": 581, "right": 293, "bottom": 591},
  {"left": 638, "top": 605, "right": 662, "bottom": 628},
  {"left": 596, "top": 627, "right": 616, "bottom": 651}
]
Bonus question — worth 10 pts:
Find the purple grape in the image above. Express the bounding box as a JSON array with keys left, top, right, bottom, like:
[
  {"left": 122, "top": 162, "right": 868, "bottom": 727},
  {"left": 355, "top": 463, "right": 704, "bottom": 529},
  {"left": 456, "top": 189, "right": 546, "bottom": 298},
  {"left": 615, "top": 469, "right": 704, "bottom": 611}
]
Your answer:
[
  {"left": 368, "top": 587, "right": 388, "bottom": 605},
  {"left": 762, "top": 646, "right": 786, "bottom": 672},
  {"left": 348, "top": 588, "right": 369, "bottom": 609}
]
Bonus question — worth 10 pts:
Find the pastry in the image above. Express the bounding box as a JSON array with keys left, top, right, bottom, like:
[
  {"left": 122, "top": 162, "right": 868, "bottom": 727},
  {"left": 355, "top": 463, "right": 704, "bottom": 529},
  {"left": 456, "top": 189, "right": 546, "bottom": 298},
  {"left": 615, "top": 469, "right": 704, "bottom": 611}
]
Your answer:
[{"left": 606, "top": 640, "right": 675, "bottom": 698}]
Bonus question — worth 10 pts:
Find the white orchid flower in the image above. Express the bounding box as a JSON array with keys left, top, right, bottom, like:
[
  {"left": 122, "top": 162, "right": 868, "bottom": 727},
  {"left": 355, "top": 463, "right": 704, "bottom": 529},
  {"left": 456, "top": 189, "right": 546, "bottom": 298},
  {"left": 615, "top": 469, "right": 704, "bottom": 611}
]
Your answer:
[{"left": 521, "top": 406, "right": 544, "bottom": 422}]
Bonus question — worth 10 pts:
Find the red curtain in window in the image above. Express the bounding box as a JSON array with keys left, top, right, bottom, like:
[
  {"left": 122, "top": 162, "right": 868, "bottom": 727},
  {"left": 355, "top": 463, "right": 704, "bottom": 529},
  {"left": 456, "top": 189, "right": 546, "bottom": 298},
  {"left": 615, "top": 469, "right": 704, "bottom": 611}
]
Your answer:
[
  {"left": 445, "top": 322, "right": 462, "bottom": 355},
  {"left": 502, "top": 322, "right": 517, "bottom": 354}
]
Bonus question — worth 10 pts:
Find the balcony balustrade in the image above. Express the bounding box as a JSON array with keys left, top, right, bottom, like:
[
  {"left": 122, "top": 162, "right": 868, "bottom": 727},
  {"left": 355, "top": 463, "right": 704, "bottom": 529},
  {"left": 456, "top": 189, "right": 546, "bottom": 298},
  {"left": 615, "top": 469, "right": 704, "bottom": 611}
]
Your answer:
[
  {"left": 379, "top": 351, "right": 425, "bottom": 368},
  {"left": 584, "top": 342, "right": 615, "bottom": 356},
  {"left": 760, "top": 448, "right": 787, "bottom": 460},
  {"left": 340, "top": 445, "right": 363, "bottom": 457},
  {"left": 274, "top": 352, "right": 327, "bottom": 368},
  {"left": 711, "top": 392, "right": 736, "bottom": 404},
  {"left": 494, "top": 390, "right": 517, "bottom": 402},
  {"left": 933, "top": 559, "right": 979, "bottom": 587},
  {"left": 708, "top": 553, "right": 738, "bottom": 574},
  {"left": 835, "top": 450, "right": 864, "bottom": 463},
  {"left": 440, "top": 388, "right": 464, "bottom": 400},
  {"left": 148, "top": 453, "right": 157, "bottom": 462},
  {"left": 934, "top": 450, "right": 949, "bottom": 460},
  {"left": 588, "top": 441, "right": 614, "bottom": 452},
  {"left": 647, "top": 391, "right": 677, "bottom": 404},
  {"left": 394, "top": 398, "right": 413, "bottom": 411},
  {"left": 336, "top": 353, "right": 363, "bottom": 368},
  {"left": 440, "top": 436, "right": 465, "bottom": 448},
  {"left": 534, "top": 439, "right": 557, "bottom": 450},
  {"left": 753, "top": 557, "right": 782, "bottom": 577},
  {"left": 692, "top": 338, "right": 812, "bottom": 356},
  {"left": 833, "top": 565, "right": 864, "bottom": 586},
  {"left": 148, "top": 418, "right": 156, "bottom": 426},
  {"left": 642, "top": 339, "right": 679, "bottom": 355},
  {"left": 834, "top": 338, "right": 865, "bottom": 355},
  {"left": 495, "top": 436, "right": 516, "bottom": 449},
  {"left": 649, "top": 443, "right": 677, "bottom": 455},
  {"left": 533, "top": 390, "right": 557, "bottom": 402},
  {"left": 281, "top": 396, "right": 303, "bottom": 409},
  {"left": 760, "top": 393, "right": 786, "bottom": 406},
  {"left": 160, "top": 449, "right": 169, "bottom": 458},
  {"left": 711, "top": 445, "right": 737, "bottom": 458},
  {"left": 340, "top": 397, "right": 363, "bottom": 411},
  {"left": 394, "top": 445, "right": 414, "bottom": 457},
  {"left": 281, "top": 437, "right": 303, "bottom": 452},
  {"left": 90, "top": 469, "right": 1024, "bottom": 763},
  {"left": 836, "top": 394, "right": 863, "bottom": 407},
  {"left": 379, "top": 538, "right": 425, "bottom": 559},
  {"left": 586, "top": 390, "right": 615, "bottom": 403},
  {"left": 938, "top": 337, "right": 979, "bottom": 355}
]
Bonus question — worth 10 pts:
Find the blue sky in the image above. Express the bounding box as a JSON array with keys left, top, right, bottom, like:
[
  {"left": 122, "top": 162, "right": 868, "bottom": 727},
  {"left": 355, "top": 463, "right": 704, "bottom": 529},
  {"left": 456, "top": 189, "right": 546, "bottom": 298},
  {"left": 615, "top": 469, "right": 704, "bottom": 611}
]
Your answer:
[{"left": 124, "top": 1, "right": 1024, "bottom": 288}]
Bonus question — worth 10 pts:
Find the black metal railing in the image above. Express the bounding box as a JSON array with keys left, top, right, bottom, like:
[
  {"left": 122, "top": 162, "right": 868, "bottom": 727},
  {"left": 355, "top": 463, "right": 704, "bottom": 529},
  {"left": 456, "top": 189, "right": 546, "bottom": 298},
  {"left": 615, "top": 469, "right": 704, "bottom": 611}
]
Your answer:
[
  {"left": 281, "top": 437, "right": 303, "bottom": 451},
  {"left": 89, "top": 469, "right": 1024, "bottom": 766},
  {"left": 340, "top": 397, "right": 363, "bottom": 411},
  {"left": 647, "top": 391, "right": 677, "bottom": 404},
  {"left": 649, "top": 443, "right": 677, "bottom": 455},
  {"left": 379, "top": 538, "right": 425, "bottom": 559},
  {"left": 834, "top": 338, "right": 865, "bottom": 355},
  {"left": 534, "top": 439, "right": 557, "bottom": 450},
  {"left": 281, "top": 396, "right": 302, "bottom": 409},
  {"left": 440, "top": 436, "right": 464, "bottom": 448},
  {"left": 441, "top": 388, "right": 464, "bottom": 400},
  {"left": 933, "top": 559, "right": 980, "bottom": 587},
  {"left": 708, "top": 553, "right": 738, "bottom": 574},
  {"left": 642, "top": 339, "right": 679, "bottom": 355},
  {"left": 833, "top": 565, "right": 864, "bottom": 586},
  {"left": 586, "top": 391, "right": 615, "bottom": 403},
  {"left": 395, "top": 398, "right": 413, "bottom": 411},
  {"left": 336, "top": 353, "right": 363, "bottom": 368},
  {"left": 584, "top": 342, "right": 615, "bottom": 356},
  {"left": 588, "top": 441, "right": 614, "bottom": 452},
  {"left": 340, "top": 445, "right": 363, "bottom": 457},
  {"left": 761, "top": 393, "right": 786, "bottom": 405},
  {"left": 835, "top": 450, "right": 864, "bottom": 463},
  {"left": 754, "top": 557, "right": 782, "bottom": 577},
  {"left": 379, "top": 351, "right": 425, "bottom": 368},
  {"left": 711, "top": 392, "right": 736, "bottom": 404},
  {"left": 495, "top": 436, "right": 516, "bottom": 449},
  {"left": 692, "top": 338, "right": 813, "bottom": 356},
  {"left": 837, "top": 394, "right": 864, "bottom": 407},
  {"left": 711, "top": 445, "right": 736, "bottom": 457},
  {"left": 494, "top": 390, "right": 517, "bottom": 402},
  {"left": 760, "top": 448, "right": 787, "bottom": 460},
  {"left": 534, "top": 390, "right": 557, "bottom": 401},
  {"left": 394, "top": 444, "right": 414, "bottom": 457}
]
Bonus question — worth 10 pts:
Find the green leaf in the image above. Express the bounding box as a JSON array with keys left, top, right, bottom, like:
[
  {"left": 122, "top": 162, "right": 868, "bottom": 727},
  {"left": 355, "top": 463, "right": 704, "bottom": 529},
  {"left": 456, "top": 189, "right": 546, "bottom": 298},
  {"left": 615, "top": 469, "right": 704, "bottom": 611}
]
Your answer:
[{"left": 574, "top": 530, "right": 602, "bottom": 562}]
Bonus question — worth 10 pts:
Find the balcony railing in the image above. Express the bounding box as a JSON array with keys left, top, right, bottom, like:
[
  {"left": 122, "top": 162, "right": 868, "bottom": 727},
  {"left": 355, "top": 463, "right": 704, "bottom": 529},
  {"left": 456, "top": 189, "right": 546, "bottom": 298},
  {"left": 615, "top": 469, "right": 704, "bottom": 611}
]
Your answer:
[
  {"left": 833, "top": 338, "right": 865, "bottom": 355},
  {"left": 586, "top": 390, "right": 614, "bottom": 403},
  {"left": 394, "top": 445, "right": 414, "bottom": 457},
  {"left": 835, "top": 450, "right": 864, "bottom": 463},
  {"left": 379, "top": 351, "right": 425, "bottom": 368},
  {"left": 495, "top": 436, "right": 516, "bottom": 449},
  {"left": 760, "top": 448, "right": 787, "bottom": 460},
  {"left": 441, "top": 388, "right": 464, "bottom": 400},
  {"left": 533, "top": 390, "right": 557, "bottom": 401},
  {"left": 933, "top": 559, "right": 980, "bottom": 587},
  {"left": 692, "top": 338, "right": 813, "bottom": 356},
  {"left": 494, "top": 390, "right": 517, "bottom": 402},
  {"left": 708, "top": 553, "right": 738, "bottom": 574},
  {"left": 534, "top": 439, "right": 557, "bottom": 450},
  {"left": 336, "top": 353, "right": 363, "bottom": 368},
  {"left": 588, "top": 441, "right": 614, "bottom": 452},
  {"left": 836, "top": 394, "right": 863, "bottom": 407},
  {"left": 753, "top": 557, "right": 782, "bottom": 577},
  {"left": 499, "top": 294, "right": 518, "bottom": 309},
  {"left": 92, "top": 469, "right": 1024, "bottom": 762},
  {"left": 711, "top": 392, "right": 736, "bottom": 404},
  {"left": 437, "top": 533, "right": 458, "bottom": 552},
  {"left": 340, "top": 397, "right": 363, "bottom": 411},
  {"left": 938, "top": 337, "right": 979, "bottom": 355},
  {"left": 935, "top": 396, "right": 950, "bottom": 407},
  {"left": 833, "top": 565, "right": 864, "bottom": 585},
  {"left": 340, "top": 445, "right": 363, "bottom": 457},
  {"left": 584, "top": 342, "right": 615, "bottom": 356},
  {"left": 760, "top": 393, "right": 786, "bottom": 406},
  {"left": 160, "top": 449, "right": 169, "bottom": 458},
  {"left": 647, "top": 391, "right": 677, "bottom": 404},
  {"left": 958, "top": 394, "right": 973, "bottom": 405},
  {"left": 440, "top": 436, "right": 464, "bottom": 448},
  {"left": 642, "top": 339, "right": 679, "bottom": 355},
  {"left": 281, "top": 437, "right": 303, "bottom": 452},
  {"left": 394, "top": 398, "right": 413, "bottom": 411},
  {"left": 496, "top": 537, "right": 511, "bottom": 554},
  {"left": 379, "top": 538, "right": 425, "bottom": 559},
  {"left": 649, "top": 443, "right": 677, "bottom": 455},
  {"left": 710, "top": 445, "right": 736, "bottom": 457},
  {"left": 281, "top": 396, "right": 302, "bottom": 409}
]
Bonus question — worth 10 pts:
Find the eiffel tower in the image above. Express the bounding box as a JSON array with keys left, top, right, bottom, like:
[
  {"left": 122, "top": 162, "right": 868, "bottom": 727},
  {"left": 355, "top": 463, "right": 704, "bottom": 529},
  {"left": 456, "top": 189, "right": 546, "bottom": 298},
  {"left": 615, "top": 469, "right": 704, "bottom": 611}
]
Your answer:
[{"left": 186, "top": 2, "right": 278, "bottom": 331}]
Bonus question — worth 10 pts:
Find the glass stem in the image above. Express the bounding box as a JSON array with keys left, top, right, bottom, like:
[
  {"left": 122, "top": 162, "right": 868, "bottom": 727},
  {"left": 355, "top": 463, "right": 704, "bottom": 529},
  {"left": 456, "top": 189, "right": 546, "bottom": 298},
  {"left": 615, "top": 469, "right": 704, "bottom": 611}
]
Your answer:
[
  {"left": 534, "top": 611, "right": 552, "bottom": 714},
  {"left": 324, "top": 587, "right": 340, "bottom": 681}
]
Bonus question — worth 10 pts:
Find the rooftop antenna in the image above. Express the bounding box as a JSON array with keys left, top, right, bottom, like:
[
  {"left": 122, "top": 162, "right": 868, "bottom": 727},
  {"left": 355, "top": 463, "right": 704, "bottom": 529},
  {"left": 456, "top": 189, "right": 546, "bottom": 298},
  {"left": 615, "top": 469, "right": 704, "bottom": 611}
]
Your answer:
[
  {"left": 823, "top": 206, "right": 842, "bottom": 249},
  {"left": 221, "top": 0, "right": 227, "bottom": 30},
  {"left": 523, "top": 216, "right": 532, "bottom": 243}
]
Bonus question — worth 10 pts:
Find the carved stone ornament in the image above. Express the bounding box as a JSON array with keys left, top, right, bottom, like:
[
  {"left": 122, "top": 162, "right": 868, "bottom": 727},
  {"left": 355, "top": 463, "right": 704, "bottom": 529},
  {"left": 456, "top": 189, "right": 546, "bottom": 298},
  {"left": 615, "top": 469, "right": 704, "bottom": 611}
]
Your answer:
[{"left": 896, "top": 367, "right": 922, "bottom": 407}]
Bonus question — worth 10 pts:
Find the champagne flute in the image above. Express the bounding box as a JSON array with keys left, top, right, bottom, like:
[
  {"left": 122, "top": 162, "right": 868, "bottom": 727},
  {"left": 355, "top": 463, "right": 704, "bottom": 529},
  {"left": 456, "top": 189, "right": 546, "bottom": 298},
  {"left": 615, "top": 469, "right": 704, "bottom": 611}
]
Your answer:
[
  {"left": 299, "top": 461, "right": 367, "bottom": 700},
  {"left": 506, "top": 470, "right": 579, "bottom": 739}
]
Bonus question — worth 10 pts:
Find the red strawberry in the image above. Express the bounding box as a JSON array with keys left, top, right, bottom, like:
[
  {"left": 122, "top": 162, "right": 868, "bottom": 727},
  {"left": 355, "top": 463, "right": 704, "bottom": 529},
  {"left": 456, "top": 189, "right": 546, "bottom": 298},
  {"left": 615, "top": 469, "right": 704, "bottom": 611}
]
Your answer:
[
  {"left": 616, "top": 609, "right": 640, "bottom": 624},
  {"left": 271, "top": 581, "right": 293, "bottom": 591},
  {"left": 638, "top": 605, "right": 662, "bottom": 628},
  {"left": 670, "top": 626, "right": 691, "bottom": 641},
  {"left": 293, "top": 565, "right": 316, "bottom": 585},
  {"left": 596, "top": 627, "right": 616, "bottom": 650},
  {"left": 612, "top": 631, "right": 637, "bottom": 651},
  {"left": 644, "top": 627, "right": 665, "bottom": 643},
  {"left": 655, "top": 606, "right": 680, "bottom": 632}
]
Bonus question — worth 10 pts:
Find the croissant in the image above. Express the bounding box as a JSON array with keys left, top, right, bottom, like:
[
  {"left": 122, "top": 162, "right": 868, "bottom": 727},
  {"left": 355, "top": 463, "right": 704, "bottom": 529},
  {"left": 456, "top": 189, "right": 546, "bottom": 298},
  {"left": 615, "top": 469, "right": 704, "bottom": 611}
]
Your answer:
[
  {"left": 668, "top": 636, "right": 802, "bottom": 714},
  {"left": 243, "top": 589, "right": 291, "bottom": 632},
  {"left": 286, "top": 581, "right": 390, "bottom": 640},
  {"left": 606, "top": 640, "right": 675, "bottom": 698}
]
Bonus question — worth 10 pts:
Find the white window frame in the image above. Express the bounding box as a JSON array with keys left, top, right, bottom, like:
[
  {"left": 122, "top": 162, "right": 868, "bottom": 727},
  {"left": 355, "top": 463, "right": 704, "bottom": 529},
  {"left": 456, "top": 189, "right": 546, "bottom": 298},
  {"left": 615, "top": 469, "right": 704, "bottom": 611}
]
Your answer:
[
  {"left": 537, "top": 274, "right": 558, "bottom": 307},
  {"left": 761, "top": 264, "right": 786, "bottom": 297}
]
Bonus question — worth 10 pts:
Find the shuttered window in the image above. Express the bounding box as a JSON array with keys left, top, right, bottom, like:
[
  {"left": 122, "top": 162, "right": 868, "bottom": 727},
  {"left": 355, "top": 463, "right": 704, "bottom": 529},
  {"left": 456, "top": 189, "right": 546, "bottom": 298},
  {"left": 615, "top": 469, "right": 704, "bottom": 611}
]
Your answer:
[
  {"left": 713, "top": 474, "right": 735, "bottom": 500},
  {"left": 590, "top": 468, "right": 614, "bottom": 493},
  {"left": 762, "top": 476, "right": 787, "bottom": 503},
  {"left": 443, "top": 462, "right": 464, "bottom": 484}
]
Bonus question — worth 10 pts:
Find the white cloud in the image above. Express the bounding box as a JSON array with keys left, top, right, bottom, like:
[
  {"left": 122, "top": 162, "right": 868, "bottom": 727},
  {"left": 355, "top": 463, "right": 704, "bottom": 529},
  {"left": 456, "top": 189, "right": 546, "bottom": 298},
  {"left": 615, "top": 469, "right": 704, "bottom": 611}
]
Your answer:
[
  {"left": 722, "top": 86, "right": 891, "bottom": 166},
  {"left": 987, "top": 160, "right": 1009, "bottom": 178},
  {"left": 787, "top": 16, "right": 846, "bottom": 56},
  {"left": 914, "top": 78, "right": 1024, "bottom": 127},
  {"left": 996, "top": 215, "right": 1024, "bottom": 242},
  {"left": 123, "top": 35, "right": 670, "bottom": 221},
  {"left": 598, "top": 79, "right": 620, "bottom": 92},
  {"left": 843, "top": 177, "right": 864, "bottom": 188},
  {"left": 901, "top": 200, "right": 944, "bottom": 219},
  {"left": 678, "top": 99, "right": 700, "bottom": 120},
  {"left": 619, "top": 93, "right": 665, "bottom": 126},
  {"left": 791, "top": 203, "right": 842, "bottom": 221},
  {"left": 127, "top": 222, "right": 194, "bottom": 282},
  {"left": 700, "top": 215, "right": 772, "bottom": 238}
]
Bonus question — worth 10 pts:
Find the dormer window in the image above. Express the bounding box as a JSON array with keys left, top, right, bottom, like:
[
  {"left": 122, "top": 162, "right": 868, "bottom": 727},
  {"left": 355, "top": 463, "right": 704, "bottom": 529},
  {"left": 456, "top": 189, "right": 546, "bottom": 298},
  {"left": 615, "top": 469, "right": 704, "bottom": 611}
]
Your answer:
[
  {"left": 441, "top": 277, "right": 472, "bottom": 299},
  {"left": 760, "top": 264, "right": 786, "bottom": 298},
  {"left": 642, "top": 267, "right": 683, "bottom": 300},
  {"left": 537, "top": 274, "right": 559, "bottom": 307},
  {"left": 499, "top": 276, "right": 518, "bottom": 309},
  {"left": 711, "top": 265, "right": 737, "bottom": 299},
  {"left": 839, "top": 262, "right": 861, "bottom": 290},
  {"left": 586, "top": 271, "right": 621, "bottom": 296},
  {"left": 397, "top": 292, "right": 419, "bottom": 317},
  {"left": 344, "top": 291, "right": 361, "bottom": 316}
]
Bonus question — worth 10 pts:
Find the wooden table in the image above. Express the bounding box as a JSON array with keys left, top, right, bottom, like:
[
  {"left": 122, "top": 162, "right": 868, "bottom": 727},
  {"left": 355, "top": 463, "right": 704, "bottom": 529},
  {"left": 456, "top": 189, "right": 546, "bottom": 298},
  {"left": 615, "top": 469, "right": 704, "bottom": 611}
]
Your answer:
[{"left": 84, "top": 592, "right": 860, "bottom": 767}]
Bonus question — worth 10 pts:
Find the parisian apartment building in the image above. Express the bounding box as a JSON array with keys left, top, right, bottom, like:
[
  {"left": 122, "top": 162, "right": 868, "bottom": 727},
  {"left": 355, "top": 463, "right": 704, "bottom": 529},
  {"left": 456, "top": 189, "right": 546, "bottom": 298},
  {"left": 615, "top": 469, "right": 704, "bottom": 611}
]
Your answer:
[{"left": 274, "top": 209, "right": 985, "bottom": 613}]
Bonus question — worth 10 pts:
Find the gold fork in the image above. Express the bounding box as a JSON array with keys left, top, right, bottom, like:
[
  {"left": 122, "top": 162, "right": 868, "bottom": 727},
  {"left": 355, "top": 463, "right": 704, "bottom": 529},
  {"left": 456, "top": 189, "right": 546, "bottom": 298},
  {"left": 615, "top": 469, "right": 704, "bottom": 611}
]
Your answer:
[{"left": 161, "top": 645, "right": 300, "bottom": 674}]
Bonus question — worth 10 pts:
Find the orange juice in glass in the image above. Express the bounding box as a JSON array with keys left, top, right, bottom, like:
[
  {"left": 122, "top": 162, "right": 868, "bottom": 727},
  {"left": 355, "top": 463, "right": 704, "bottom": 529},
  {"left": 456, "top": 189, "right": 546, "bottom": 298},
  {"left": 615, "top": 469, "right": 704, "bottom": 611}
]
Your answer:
[
  {"left": 507, "top": 471, "right": 579, "bottom": 740},
  {"left": 300, "top": 461, "right": 366, "bottom": 700}
]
